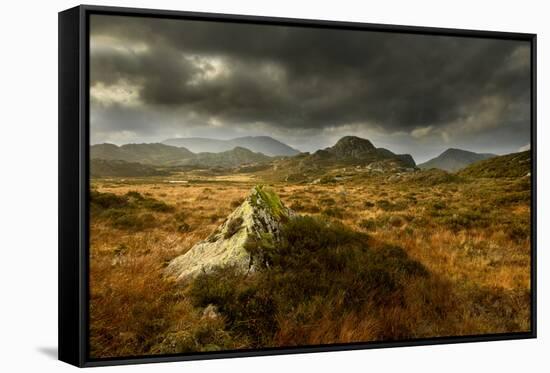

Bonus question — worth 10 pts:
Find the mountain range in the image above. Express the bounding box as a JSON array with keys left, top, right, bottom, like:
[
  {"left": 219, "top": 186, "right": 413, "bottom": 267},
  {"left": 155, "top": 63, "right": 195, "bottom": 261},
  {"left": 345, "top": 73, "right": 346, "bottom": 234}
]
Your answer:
[
  {"left": 162, "top": 136, "right": 300, "bottom": 157},
  {"left": 91, "top": 135, "right": 517, "bottom": 179},
  {"left": 418, "top": 148, "right": 496, "bottom": 172},
  {"left": 91, "top": 143, "right": 272, "bottom": 169},
  {"left": 91, "top": 143, "right": 194, "bottom": 165},
  {"left": 90, "top": 136, "right": 419, "bottom": 179},
  {"left": 189, "top": 147, "right": 272, "bottom": 168}
]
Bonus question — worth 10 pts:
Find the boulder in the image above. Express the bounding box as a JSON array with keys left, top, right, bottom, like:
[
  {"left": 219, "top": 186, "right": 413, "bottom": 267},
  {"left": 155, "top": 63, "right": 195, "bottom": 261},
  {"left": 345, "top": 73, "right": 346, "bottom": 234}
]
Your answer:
[{"left": 165, "top": 185, "right": 293, "bottom": 282}]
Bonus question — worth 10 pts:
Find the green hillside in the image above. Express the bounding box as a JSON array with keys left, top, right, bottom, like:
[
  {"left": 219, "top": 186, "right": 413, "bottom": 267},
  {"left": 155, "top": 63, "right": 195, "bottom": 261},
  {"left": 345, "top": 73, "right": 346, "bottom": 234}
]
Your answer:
[
  {"left": 91, "top": 143, "right": 194, "bottom": 165},
  {"left": 458, "top": 151, "right": 531, "bottom": 178},
  {"left": 90, "top": 159, "right": 170, "bottom": 178}
]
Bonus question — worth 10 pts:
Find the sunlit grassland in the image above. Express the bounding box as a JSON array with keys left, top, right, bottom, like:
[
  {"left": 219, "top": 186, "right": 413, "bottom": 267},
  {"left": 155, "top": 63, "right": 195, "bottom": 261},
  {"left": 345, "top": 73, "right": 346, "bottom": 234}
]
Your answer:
[{"left": 89, "top": 172, "right": 531, "bottom": 358}]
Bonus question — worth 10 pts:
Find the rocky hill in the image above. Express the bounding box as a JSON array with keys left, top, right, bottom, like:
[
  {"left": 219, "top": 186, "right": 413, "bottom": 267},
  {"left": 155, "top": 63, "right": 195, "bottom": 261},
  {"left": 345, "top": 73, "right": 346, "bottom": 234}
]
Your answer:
[
  {"left": 418, "top": 148, "right": 496, "bottom": 172},
  {"left": 326, "top": 136, "right": 376, "bottom": 158},
  {"left": 263, "top": 136, "right": 416, "bottom": 182},
  {"left": 310, "top": 136, "right": 416, "bottom": 168},
  {"left": 458, "top": 150, "right": 531, "bottom": 178}
]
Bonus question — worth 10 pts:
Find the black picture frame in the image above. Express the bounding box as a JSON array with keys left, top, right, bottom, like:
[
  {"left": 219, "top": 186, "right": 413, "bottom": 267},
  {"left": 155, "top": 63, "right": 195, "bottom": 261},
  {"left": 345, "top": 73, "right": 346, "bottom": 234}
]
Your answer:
[{"left": 59, "top": 4, "right": 537, "bottom": 367}]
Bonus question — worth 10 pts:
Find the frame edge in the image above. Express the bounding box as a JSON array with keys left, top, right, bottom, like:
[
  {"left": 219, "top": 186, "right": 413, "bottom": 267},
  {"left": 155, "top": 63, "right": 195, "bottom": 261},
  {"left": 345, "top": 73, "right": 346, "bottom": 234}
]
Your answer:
[{"left": 58, "top": 5, "right": 85, "bottom": 368}]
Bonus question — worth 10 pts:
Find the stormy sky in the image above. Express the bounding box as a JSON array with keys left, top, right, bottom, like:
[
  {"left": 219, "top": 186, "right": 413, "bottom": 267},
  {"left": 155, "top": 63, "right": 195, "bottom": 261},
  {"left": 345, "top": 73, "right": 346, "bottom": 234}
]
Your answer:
[{"left": 90, "top": 15, "right": 531, "bottom": 162}]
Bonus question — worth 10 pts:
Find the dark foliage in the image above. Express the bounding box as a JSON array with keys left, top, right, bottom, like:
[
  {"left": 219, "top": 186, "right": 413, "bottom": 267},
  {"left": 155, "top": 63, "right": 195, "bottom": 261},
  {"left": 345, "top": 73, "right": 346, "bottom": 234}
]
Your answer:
[{"left": 190, "top": 216, "right": 428, "bottom": 347}]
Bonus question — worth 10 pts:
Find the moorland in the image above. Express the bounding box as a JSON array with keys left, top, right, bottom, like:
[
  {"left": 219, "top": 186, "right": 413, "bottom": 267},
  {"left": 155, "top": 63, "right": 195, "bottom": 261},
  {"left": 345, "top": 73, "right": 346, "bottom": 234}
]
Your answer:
[{"left": 89, "top": 136, "right": 532, "bottom": 358}]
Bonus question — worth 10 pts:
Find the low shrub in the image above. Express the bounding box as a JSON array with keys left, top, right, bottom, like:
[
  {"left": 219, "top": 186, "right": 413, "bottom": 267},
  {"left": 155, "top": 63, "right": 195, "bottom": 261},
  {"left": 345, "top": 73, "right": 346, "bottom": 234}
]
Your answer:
[
  {"left": 303, "top": 205, "right": 321, "bottom": 213},
  {"left": 491, "top": 191, "right": 530, "bottom": 206},
  {"left": 189, "top": 216, "right": 428, "bottom": 347},
  {"left": 111, "top": 213, "right": 157, "bottom": 230},
  {"left": 322, "top": 207, "right": 345, "bottom": 219},
  {"left": 363, "top": 201, "right": 375, "bottom": 208},
  {"left": 442, "top": 210, "right": 485, "bottom": 231},
  {"left": 376, "top": 199, "right": 407, "bottom": 212},
  {"left": 174, "top": 212, "right": 186, "bottom": 222},
  {"left": 90, "top": 190, "right": 176, "bottom": 230},
  {"left": 153, "top": 316, "right": 236, "bottom": 354},
  {"left": 141, "top": 198, "right": 175, "bottom": 213},
  {"left": 125, "top": 190, "right": 145, "bottom": 201},
  {"left": 358, "top": 218, "right": 376, "bottom": 231},
  {"left": 177, "top": 222, "right": 191, "bottom": 233},
  {"left": 508, "top": 221, "right": 530, "bottom": 242},
  {"left": 91, "top": 190, "right": 128, "bottom": 210},
  {"left": 290, "top": 201, "right": 305, "bottom": 211},
  {"left": 320, "top": 197, "right": 336, "bottom": 205},
  {"left": 389, "top": 215, "right": 405, "bottom": 228},
  {"left": 408, "top": 169, "right": 462, "bottom": 186}
]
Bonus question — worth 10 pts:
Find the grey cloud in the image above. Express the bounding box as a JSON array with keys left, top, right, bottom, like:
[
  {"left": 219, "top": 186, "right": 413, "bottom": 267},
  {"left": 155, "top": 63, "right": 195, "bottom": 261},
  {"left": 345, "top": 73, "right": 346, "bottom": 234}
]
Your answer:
[{"left": 89, "top": 15, "right": 531, "bottom": 160}]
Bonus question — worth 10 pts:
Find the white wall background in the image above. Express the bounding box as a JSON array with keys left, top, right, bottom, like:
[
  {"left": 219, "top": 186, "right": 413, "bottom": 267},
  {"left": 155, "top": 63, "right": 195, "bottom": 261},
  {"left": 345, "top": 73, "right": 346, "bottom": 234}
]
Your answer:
[{"left": 0, "top": 0, "right": 546, "bottom": 371}]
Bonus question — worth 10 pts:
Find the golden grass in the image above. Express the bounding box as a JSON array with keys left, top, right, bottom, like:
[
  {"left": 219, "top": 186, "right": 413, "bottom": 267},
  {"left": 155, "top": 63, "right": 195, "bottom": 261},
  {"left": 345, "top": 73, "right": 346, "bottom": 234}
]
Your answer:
[{"left": 89, "top": 174, "right": 531, "bottom": 358}]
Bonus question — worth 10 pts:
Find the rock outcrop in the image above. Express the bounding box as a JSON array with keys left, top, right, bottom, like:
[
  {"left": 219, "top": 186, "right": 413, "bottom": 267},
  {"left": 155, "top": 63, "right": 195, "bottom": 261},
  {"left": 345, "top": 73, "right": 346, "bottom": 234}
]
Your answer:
[
  {"left": 307, "top": 136, "right": 416, "bottom": 168},
  {"left": 328, "top": 136, "right": 376, "bottom": 158},
  {"left": 165, "top": 185, "right": 293, "bottom": 282}
]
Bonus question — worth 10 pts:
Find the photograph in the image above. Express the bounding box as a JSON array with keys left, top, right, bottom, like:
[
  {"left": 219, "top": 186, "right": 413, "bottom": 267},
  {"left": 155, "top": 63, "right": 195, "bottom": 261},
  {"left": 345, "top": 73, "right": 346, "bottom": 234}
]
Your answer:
[{"left": 88, "top": 13, "right": 533, "bottom": 359}]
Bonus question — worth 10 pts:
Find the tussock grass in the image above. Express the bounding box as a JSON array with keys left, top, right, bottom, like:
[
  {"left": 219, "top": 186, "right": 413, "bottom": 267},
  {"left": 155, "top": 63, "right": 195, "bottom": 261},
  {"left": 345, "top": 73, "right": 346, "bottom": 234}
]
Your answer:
[
  {"left": 91, "top": 190, "right": 175, "bottom": 231},
  {"left": 89, "top": 170, "right": 531, "bottom": 357}
]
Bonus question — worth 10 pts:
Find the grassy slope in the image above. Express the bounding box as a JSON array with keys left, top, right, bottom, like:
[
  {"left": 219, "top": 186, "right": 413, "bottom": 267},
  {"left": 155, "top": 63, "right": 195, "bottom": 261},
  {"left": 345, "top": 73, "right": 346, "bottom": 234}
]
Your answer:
[
  {"left": 458, "top": 151, "right": 531, "bottom": 178},
  {"left": 90, "top": 159, "right": 171, "bottom": 178}
]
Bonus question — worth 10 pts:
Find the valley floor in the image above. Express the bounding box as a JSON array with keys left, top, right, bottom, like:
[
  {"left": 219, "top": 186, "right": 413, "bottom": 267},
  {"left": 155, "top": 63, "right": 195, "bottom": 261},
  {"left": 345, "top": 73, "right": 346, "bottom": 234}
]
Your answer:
[{"left": 89, "top": 171, "right": 531, "bottom": 358}]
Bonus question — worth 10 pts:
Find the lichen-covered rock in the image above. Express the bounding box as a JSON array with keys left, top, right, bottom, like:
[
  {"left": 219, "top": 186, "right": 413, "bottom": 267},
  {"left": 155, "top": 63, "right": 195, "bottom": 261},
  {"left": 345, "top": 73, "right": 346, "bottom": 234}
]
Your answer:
[{"left": 165, "top": 185, "right": 293, "bottom": 282}]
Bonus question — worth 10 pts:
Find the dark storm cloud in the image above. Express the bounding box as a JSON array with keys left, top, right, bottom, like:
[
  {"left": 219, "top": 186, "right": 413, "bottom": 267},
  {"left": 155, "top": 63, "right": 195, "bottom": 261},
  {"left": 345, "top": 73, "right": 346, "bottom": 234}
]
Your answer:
[{"left": 89, "top": 15, "right": 531, "bottom": 159}]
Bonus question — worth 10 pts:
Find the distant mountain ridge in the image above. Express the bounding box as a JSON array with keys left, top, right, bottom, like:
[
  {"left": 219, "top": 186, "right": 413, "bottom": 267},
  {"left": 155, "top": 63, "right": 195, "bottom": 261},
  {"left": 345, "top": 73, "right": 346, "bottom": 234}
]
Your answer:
[
  {"left": 184, "top": 147, "right": 271, "bottom": 168},
  {"left": 90, "top": 143, "right": 272, "bottom": 168},
  {"left": 162, "top": 136, "right": 300, "bottom": 157},
  {"left": 418, "top": 148, "right": 496, "bottom": 172},
  {"left": 91, "top": 143, "right": 194, "bottom": 165}
]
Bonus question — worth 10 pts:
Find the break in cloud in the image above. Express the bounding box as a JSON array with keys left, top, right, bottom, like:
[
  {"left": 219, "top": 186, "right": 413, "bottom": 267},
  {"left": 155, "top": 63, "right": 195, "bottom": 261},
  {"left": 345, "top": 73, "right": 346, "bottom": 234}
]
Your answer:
[{"left": 90, "top": 15, "right": 531, "bottom": 162}]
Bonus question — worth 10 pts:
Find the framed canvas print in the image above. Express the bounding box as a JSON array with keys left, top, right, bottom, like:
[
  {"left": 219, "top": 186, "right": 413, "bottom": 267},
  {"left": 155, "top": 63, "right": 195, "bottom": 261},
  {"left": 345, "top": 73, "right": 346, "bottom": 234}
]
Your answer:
[{"left": 58, "top": 5, "right": 537, "bottom": 367}]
